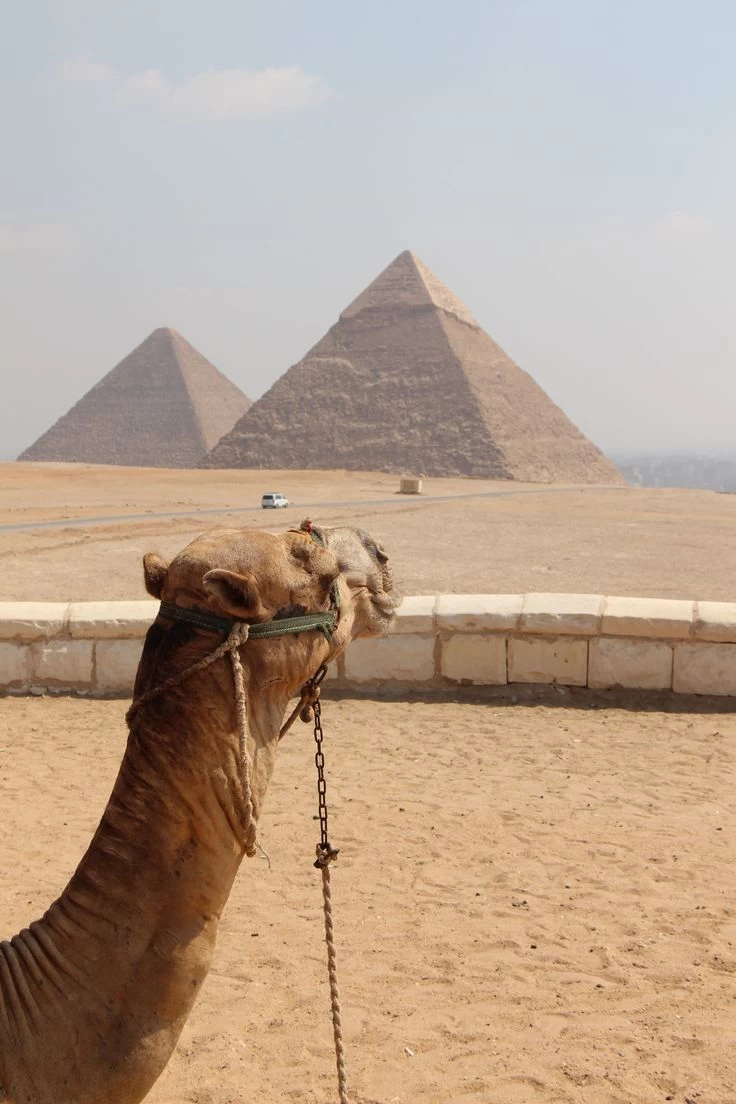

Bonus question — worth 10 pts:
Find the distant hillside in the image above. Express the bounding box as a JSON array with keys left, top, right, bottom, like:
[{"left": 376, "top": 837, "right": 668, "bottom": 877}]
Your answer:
[{"left": 613, "top": 453, "right": 736, "bottom": 492}]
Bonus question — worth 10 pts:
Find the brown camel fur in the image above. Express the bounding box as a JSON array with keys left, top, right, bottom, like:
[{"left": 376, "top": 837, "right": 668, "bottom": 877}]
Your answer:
[{"left": 0, "top": 522, "right": 399, "bottom": 1104}]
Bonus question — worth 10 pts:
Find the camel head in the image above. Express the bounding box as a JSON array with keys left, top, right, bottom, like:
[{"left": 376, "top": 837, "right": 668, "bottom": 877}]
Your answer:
[{"left": 139, "top": 520, "right": 399, "bottom": 698}]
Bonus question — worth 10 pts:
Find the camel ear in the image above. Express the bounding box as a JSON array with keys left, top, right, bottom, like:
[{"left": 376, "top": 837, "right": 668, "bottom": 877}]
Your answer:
[
  {"left": 202, "top": 568, "right": 269, "bottom": 621},
  {"left": 143, "top": 552, "right": 169, "bottom": 599}
]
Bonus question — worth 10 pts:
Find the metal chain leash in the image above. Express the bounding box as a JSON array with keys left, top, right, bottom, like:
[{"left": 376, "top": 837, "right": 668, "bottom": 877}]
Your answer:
[
  {"left": 303, "top": 665, "right": 350, "bottom": 1104},
  {"left": 313, "top": 693, "right": 336, "bottom": 864}
]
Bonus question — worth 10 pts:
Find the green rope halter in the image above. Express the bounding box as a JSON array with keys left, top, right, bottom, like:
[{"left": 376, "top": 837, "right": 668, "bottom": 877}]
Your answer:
[{"left": 156, "top": 520, "right": 339, "bottom": 643}]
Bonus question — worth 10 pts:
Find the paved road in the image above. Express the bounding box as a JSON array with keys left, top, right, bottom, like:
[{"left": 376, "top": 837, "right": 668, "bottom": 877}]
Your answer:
[{"left": 0, "top": 485, "right": 627, "bottom": 534}]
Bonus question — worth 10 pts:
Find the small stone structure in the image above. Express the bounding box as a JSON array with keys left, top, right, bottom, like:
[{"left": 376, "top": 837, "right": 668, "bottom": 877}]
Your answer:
[
  {"left": 399, "top": 477, "right": 422, "bottom": 494},
  {"left": 1, "top": 594, "right": 735, "bottom": 697}
]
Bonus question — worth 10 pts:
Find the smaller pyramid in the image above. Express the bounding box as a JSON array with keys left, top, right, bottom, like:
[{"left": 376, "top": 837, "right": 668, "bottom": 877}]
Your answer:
[{"left": 19, "top": 328, "right": 251, "bottom": 468}]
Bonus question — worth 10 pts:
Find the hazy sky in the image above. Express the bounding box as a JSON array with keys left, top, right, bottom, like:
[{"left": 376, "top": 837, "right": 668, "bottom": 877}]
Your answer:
[{"left": 2, "top": 1, "right": 735, "bottom": 460}]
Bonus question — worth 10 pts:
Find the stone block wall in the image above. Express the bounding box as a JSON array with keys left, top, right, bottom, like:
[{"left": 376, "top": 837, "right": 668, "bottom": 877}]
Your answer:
[
  {"left": 0, "top": 601, "right": 157, "bottom": 695},
  {"left": 0, "top": 595, "right": 735, "bottom": 697}
]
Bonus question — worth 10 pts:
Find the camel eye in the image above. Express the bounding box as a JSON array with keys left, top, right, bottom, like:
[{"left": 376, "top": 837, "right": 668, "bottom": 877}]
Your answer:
[{"left": 375, "top": 546, "right": 389, "bottom": 564}]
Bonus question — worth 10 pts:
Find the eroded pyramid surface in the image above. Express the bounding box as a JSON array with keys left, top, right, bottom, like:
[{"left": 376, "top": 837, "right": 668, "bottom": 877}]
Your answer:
[
  {"left": 204, "top": 251, "right": 622, "bottom": 483},
  {"left": 20, "top": 328, "right": 250, "bottom": 468}
]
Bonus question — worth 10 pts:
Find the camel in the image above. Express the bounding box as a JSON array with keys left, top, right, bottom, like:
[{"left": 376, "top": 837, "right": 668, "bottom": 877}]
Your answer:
[{"left": 0, "top": 520, "right": 399, "bottom": 1104}]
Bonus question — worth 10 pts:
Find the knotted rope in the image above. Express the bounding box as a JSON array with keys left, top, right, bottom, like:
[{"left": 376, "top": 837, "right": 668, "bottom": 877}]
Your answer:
[
  {"left": 125, "top": 621, "right": 250, "bottom": 724},
  {"left": 126, "top": 622, "right": 259, "bottom": 857},
  {"left": 227, "top": 625, "right": 258, "bottom": 859},
  {"left": 316, "top": 849, "right": 349, "bottom": 1103}
]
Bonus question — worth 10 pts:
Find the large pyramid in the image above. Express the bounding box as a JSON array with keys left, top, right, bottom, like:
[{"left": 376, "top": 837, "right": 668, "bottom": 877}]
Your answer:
[
  {"left": 20, "top": 327, "right": 251, "bottom": 468},
  {"left": 204, "top": 251, "right": 622, "bottom": 483}
]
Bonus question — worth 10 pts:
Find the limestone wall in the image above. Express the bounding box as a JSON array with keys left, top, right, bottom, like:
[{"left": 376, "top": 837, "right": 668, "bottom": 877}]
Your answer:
[{"left": 1, "top": 595, "right": 735, "bottom": 697}]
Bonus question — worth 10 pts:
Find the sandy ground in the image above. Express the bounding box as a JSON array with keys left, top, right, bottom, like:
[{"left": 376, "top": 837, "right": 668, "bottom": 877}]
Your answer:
[
  {"left": 2, "top": 693, "right": 736, "bottom": 1104},
  {"left": 2, "top": 463, "right": 736, "bottom": 602},
  {"left": 3, "top": 462, "right": 736, "bottom": 1101}
]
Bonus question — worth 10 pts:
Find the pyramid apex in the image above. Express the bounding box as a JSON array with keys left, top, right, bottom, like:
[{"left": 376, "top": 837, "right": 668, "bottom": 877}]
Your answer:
[
  {"left": 133, "top": 326, "right": 180, "bottom": 346},
  {"left": 340, "top": 250, "right": 479, "bottom": 327}
]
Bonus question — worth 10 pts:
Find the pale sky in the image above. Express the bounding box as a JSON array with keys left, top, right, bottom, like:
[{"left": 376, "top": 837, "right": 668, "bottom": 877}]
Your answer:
[{"left": 2, "top": 1, "right": 735, "bottom": 460}]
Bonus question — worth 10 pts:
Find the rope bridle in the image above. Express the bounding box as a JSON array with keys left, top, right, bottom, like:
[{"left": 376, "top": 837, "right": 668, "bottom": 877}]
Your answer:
[{"left": 125, "top": 524, "right": 351, "bottom": 1102}]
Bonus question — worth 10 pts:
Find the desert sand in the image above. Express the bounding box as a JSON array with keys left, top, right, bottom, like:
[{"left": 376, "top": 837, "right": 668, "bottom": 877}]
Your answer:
[
  {"left": 1, "top": 694, "right": 735, "bottom": 1104},
  {"left": 3, "top": 462, "right": 736, "bottom": 1102},
  {"left": 2, "top": 462, "right": 736, "bottom": 601}
]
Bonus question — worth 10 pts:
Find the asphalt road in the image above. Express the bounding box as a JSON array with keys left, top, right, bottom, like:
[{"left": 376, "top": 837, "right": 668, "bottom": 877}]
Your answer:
[{"left": 0, "top": 484, "right": 627, "bottom": 534}]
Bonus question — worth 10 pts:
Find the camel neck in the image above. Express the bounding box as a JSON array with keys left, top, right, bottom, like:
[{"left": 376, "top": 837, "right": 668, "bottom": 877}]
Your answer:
[
  {"left": 54, "top": 660, "right": 289, "bottom": 960},
  {"left": 2, "top": 662, "right": 291, "bottom": 1104}
]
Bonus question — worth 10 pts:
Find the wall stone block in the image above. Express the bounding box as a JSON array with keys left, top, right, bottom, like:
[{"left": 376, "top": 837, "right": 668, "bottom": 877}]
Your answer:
[
  {"left": 441, "top": 635, "right": 507, "bottom": 684},
  {"left": 343, "top": 635, "right": 435, "bottom": 682},
  {"left": 436, "top": 594, "right": 523, "bottom": 633},
  {"left": 508, "top": 637, "right": 588, "bottom": 686},
  {"left": 601, "top": 597, "right": 694, "bottom": 639},
  {"left": 32, "top": 641, "right": 93, "bottom": 688},
  {"left": 69, "top": 601, "right": 157, "bottom": 639},
  {"left": 693, "top": 602, "right": 736, "bottom": 644},
  {"left": 96, "top": 639, "right": 144, "bottom": 693},
  {"left": 0, "top": 643, "right": 31, "bottom": 689},
  {"left": 392, "top": 596, "right": 436, "bottom": 634},
  {"left": 673, "top": 643, "right": 736, "bottom": 696},
  {"left": 521, "top": 593, "right": 602, "bottom": 636},
  {"left": 589, "top": 638, "right": 672, "bottom": 690},
  {"left": 0, "top": 602, "right": 68, "bottom": 641}
]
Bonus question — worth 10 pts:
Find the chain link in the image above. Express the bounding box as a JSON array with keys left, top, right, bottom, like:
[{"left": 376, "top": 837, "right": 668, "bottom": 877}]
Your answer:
[
  {"left": 305, "top": 663, "right": 339, "bottom": 868},
  {"left": 313, "top": 695, "right": 330, "bottom": 852}
]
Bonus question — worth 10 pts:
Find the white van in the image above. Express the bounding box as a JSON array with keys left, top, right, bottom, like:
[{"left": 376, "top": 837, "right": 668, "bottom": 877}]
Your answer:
[{"left": 261, "top": 492, "right": 289, "bottom": 509}]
